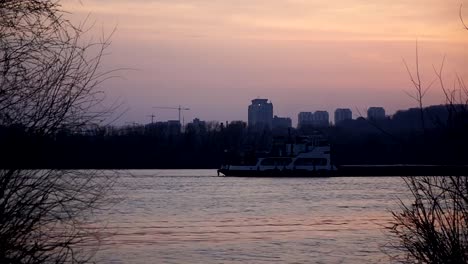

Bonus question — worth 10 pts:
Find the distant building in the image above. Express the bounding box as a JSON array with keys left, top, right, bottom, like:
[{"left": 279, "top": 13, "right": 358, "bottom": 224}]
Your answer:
[
  {"left": 298, "top": 111, "right": 329, "bottom": 127},
  {"left": 167, "top": 120, "right": 182, "bottom": 134},
  {"left": 367, "top": 107, "right": 386, "bottom": 120},
  {"left": 298, "top": 112, "right": 314, "bottom": 128},
  {"left": 272, "top": 115, "right": 292, "bottom": 129},
  {"left": 313, "top": 111, "right": 329, "bottom": 126},
  {"left": 186, "top": 118, "right": 206, "bottom": 133},
  {"left": 191, "top": 118, "right": 206, "bottom": 127},
  {"left": 248, "top": 99, "right": 273, "bottom": 129},
  {"left": 152, "top": 120, "right": 182, "bottom": 135},
  {"left": 334, "top": 108, "right": 352, "bottom": 124}
]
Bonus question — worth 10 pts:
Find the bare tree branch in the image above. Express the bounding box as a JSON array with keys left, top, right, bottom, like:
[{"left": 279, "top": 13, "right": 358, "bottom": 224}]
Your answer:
[
  {"left": 402, "top": 41, "right": 431, "bottom": 131},
  {"left": 461, "top": 4, "right": 468, "bottom": 30},
  {"left": 388, "top": 26, "right": 468, "bottom": 264},
  {"left": 387, "top": 176, "right": 468, "bottom": 263},
  {"left": 0, "top": 1, "right": 121, "bottom": 263},
  {"left": 0, "top": 0, "right": 117, "bottom": 135}
]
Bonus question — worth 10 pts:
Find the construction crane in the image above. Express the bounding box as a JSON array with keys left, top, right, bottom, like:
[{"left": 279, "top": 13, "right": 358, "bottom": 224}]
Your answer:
[
  {"left": 153, "top": 105, "right": 190, "bottom": 124},
  {"left": 147, "top": 114, "right": 156, "bottom": 124}
]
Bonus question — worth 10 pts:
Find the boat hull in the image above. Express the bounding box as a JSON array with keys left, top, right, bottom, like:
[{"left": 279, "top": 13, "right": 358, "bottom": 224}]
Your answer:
[{"left": 218, "top": 168, "right": 335, "bottom": 177}]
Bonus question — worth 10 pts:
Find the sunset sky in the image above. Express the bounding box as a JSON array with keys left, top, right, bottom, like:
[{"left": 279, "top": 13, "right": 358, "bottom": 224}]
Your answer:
[{"left": 65, "top": 0, "right": 468, "bottom": 125}]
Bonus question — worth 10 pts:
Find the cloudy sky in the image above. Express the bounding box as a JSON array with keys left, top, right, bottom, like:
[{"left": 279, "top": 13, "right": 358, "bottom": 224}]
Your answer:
[{"left": 64, "top": 0, "right": 468, "bottom": 125}]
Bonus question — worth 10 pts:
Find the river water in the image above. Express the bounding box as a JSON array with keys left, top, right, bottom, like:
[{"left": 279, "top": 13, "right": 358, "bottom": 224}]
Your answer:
[{"left": 94, "top": 170, "right": 409, "bottom": 263}]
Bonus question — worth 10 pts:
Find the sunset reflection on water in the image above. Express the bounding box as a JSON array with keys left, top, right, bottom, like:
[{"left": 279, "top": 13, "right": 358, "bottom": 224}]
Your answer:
[{"left": 95, "top": 171, "right": 408, "bottom": 263}]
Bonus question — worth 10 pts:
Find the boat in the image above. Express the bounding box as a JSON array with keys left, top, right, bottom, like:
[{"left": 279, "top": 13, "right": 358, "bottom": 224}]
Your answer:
[{"left": 217, "top": 134, "right": 337, "bottom": 177}]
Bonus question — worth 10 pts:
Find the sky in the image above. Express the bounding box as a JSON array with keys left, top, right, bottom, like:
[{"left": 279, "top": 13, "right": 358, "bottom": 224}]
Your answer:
[{"left": 64, "top": 0, "right": 468, "bottom": 125}]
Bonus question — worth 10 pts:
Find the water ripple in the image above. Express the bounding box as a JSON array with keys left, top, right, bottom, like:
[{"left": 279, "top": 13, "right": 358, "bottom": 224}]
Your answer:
[{"left": 93, "top": 170, "right": 406, "bottom": 263}]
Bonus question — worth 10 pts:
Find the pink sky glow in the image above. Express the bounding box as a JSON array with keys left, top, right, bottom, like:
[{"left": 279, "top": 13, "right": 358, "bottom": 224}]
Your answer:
[{"left": 64, "top": 0, "right": 468, "bottom": 125}]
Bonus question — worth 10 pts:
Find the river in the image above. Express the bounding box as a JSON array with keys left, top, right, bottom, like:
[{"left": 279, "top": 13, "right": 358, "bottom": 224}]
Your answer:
[{"left": 94, "top": 170, "right": 409, "bottom": 263}]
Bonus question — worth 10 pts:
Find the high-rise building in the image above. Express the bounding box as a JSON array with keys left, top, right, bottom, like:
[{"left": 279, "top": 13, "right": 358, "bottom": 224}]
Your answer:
[
  {"left": 313, "top": 111, "right": 329, "bottom": 126},
  {"left": 298, "top": 112, "right": 314, "bottom": 128},
  {"left": 272, "top": 115, "right": 292, "bottom": 129},
  {"left": 248, "top": 99, "right": 273, "bottom": 129},
  {"left": 298, "top": 111, "right": 329, "bottom": 127},
  {"left": 367, "top": 107, "right": 386, "bottom": 120},
  {"left": 334, "top": 108, "right": 352, "bottom": 124}
]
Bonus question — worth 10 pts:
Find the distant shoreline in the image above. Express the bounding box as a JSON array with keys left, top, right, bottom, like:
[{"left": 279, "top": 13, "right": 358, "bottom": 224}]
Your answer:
[
  {"left": 336, "top": 165, "right": 468, "bottom": 176},
  {"left": 4, "top": 165, "right": 468, "bottom": 177}
]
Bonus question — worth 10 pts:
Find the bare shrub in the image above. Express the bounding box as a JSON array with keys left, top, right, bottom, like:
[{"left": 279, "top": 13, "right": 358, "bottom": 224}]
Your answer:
[
  {"left": 389, "top": 176, "right": 468, "bottom": 263},
  {"left": 0, "top": 170, "right": 120, "bottom": 263},
  {"left": 0, "top": 1, "right": 119, "bottom": 263},
  {"left": 388, "top": 7, "right": 468, "bottom": 263}
]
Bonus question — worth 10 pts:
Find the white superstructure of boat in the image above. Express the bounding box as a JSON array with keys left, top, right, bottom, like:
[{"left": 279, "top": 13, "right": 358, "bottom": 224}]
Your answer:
[{"left": 218, "top": 136, "right": 336, "bottom": 177}]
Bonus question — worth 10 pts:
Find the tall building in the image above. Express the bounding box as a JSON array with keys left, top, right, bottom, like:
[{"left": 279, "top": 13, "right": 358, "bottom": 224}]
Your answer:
[
  {"left": 313, "top": 111, "right": 329, "bottom": 126},
  {"left": 248, "top": 99, "right": 273, "bottom": 129},
  {"left": 272, "top": 115, "right": 292, "bottom": 129},
  {"left": 298, "top": 112, "right": 314, "bottom": 128},
  {"left": 367, "top": 107, "right": 386, "bottom": 120},
  {"left": 298, "top": 111, "right": 329, "bottom": 127},
  {"left": 334, "top": 108, "right": 352, "bottom": 124}
]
